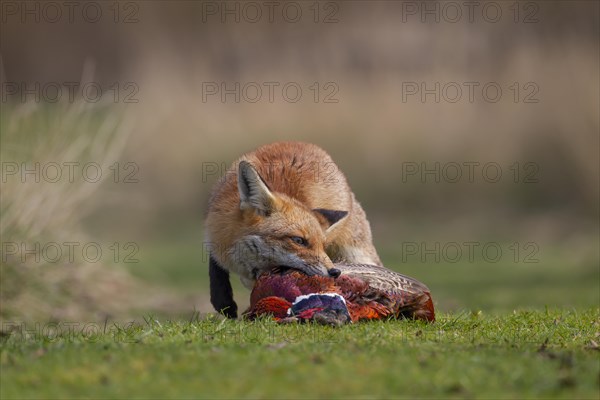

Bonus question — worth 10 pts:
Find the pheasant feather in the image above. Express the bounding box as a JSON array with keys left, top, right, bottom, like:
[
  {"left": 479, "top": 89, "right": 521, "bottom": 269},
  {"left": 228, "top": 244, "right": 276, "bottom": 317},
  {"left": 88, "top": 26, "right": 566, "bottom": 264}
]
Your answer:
[{"left": 245, "top": 263, "right": 435, "bottom": 324}]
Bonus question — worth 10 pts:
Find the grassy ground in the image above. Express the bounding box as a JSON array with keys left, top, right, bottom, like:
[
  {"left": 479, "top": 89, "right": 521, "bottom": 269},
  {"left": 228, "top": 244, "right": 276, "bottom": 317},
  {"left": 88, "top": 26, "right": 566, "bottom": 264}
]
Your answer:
[
  {"left": 1, "top": 309, "right": 599, "bottom": 399},
  {"left": 2, "top": 104, "right": 598, "bottom": 398}
]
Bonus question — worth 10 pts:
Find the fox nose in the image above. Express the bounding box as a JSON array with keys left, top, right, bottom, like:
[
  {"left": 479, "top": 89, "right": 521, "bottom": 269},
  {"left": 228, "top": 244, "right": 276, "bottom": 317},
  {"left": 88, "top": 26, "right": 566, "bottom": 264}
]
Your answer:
[{"left": 328, "top": 268, "right": 341, "bottom": 278}]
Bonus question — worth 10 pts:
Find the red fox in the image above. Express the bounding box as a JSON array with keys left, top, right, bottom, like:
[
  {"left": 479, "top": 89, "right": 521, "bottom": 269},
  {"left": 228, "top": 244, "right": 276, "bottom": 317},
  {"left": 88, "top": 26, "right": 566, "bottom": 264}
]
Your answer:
[{"left": 205, "top": 142, "right": 381, "bottom": 317}]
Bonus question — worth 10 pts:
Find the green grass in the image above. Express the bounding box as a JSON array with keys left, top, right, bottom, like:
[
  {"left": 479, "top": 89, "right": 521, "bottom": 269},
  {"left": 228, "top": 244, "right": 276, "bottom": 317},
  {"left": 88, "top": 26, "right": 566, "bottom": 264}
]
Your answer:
[{"left": 1, "top": 309, "right": 599, "bottom": 399}]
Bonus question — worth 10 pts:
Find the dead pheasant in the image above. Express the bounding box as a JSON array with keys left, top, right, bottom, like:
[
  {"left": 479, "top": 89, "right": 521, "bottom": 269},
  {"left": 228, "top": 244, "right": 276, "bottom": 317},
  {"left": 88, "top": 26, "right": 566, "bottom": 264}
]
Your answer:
[{"left": 245, "top": 264, "right": 435, "bottom": 325}]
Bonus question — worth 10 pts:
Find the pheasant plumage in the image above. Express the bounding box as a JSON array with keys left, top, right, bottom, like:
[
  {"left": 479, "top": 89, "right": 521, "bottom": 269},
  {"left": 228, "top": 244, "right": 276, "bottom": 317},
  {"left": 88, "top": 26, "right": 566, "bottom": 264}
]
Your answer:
[{"left": 245, "top": 264, "right": 435, "bottom": 325}]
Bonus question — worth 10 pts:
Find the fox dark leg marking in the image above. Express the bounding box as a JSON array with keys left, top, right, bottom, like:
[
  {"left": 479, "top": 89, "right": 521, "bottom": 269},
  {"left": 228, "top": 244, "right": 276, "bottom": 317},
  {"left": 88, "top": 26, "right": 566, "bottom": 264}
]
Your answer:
[{"left": 209, "top": 256, "right": 238, "bottom": 318}]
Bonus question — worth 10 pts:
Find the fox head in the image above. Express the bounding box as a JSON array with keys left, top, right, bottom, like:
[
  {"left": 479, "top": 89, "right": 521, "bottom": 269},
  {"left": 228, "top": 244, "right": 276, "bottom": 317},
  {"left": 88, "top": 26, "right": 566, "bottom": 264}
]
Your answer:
[{"left": 232, "top": 160, "right": 347, "bottom": 282}]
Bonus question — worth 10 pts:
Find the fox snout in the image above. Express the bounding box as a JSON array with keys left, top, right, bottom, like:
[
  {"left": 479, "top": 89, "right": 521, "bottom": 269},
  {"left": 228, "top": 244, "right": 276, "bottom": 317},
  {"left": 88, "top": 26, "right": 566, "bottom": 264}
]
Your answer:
[
  {"left": 296, "top": 257, "right": 340, "bottom": 278},
  {"left": 233, "top": 235, "right": 339, "bottom": 283},
  {"left": 298, "top": 262, "right": 330, "bottom": 277}
]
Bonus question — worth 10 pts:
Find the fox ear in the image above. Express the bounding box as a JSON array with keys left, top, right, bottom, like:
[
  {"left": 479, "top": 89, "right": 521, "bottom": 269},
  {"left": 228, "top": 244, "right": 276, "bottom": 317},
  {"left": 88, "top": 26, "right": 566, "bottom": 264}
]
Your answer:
[
  {"left": 313, "top": 208, "right": 348, "bottom": 230},
  {"left": 238, "top": 160, "right": 275, "bottom": 216}
]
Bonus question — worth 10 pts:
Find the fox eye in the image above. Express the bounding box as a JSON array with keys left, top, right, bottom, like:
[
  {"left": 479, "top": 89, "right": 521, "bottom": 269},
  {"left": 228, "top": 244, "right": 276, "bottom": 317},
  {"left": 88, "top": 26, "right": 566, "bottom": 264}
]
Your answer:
[{"left": 289, "top": 236, "right": 308, "bottom": 247}]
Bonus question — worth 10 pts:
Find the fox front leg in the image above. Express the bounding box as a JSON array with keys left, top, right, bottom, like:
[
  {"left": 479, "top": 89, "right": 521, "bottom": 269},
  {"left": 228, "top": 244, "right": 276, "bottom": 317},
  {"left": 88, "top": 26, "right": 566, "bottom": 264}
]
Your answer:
[{"left": 209, "top": 256, "right": 238, "bottom": 318}]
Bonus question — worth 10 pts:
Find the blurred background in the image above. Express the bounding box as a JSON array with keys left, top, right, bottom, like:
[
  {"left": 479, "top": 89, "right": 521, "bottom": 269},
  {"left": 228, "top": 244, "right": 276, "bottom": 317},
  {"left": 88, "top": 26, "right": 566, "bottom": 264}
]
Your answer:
[{"left": 1, "top": 1, "right": 598, "bottom": 322}]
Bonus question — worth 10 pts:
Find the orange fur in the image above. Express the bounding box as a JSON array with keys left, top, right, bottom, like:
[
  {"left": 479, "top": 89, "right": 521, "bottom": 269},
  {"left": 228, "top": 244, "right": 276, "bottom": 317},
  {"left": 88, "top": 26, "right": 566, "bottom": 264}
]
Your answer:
[{"left": 205, "top": 142, "right": 382, "bottom": 289}]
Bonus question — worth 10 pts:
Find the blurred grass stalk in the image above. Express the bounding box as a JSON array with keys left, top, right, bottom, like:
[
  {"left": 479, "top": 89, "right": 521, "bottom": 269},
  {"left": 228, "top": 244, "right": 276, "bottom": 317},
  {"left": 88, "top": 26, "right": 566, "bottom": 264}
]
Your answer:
[
  {"left": 1, "top": 103, "right": 130, "bottom": 243},
  {"left": 0, "top": 94, "right": 139, "bottom": 321}
]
